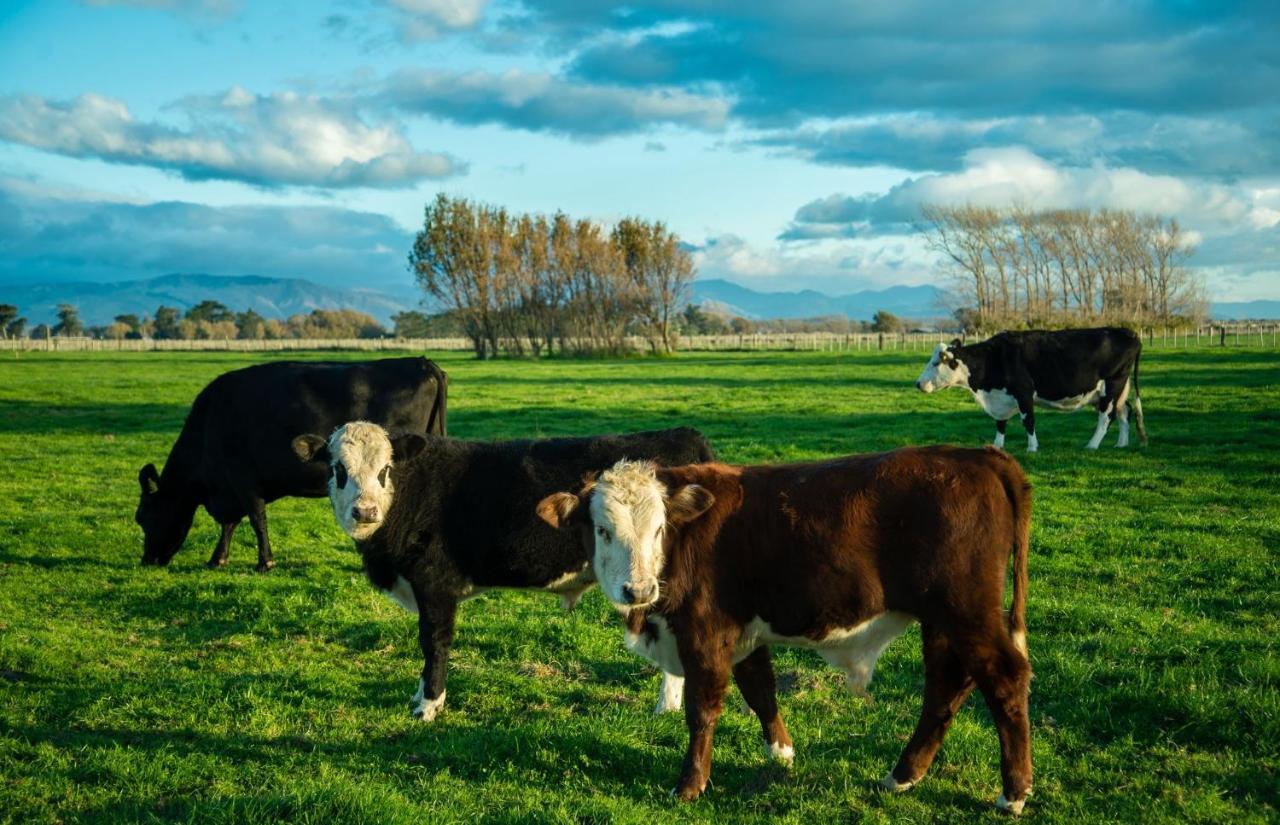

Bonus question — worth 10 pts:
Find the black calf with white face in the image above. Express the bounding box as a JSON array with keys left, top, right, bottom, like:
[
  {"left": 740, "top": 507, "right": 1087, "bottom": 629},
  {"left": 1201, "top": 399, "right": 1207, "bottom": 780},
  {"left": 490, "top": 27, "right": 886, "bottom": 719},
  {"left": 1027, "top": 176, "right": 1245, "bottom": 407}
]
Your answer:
[{"left": 915, "top": 328, "right": 1147, "bottom": 452}]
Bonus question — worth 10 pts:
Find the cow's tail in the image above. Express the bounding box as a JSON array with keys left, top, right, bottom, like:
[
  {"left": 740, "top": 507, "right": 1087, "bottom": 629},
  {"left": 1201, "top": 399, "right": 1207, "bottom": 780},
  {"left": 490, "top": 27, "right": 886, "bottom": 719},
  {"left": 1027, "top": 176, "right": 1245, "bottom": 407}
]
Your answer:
[
  {"left": 1131, "top": 347, "right": 1147, "bottom": 447},
  {"left": 996, "top": 453, "right": 1032, "bottom": 659}
]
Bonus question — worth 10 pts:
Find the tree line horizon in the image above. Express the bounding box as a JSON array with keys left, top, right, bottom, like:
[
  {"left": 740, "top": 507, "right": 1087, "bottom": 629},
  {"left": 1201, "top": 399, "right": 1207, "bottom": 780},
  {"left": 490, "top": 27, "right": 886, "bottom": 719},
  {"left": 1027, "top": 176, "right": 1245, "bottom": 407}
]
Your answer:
[{"left": 1, "top": 199, "right": 1211, "bottom": 350}]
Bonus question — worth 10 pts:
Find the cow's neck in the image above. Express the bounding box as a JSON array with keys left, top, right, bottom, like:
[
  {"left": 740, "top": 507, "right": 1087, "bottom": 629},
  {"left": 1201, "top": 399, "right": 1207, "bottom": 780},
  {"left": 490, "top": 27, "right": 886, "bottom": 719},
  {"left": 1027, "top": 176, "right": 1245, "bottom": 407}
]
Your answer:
[{"left": 959, "top": 345, "right": 1001, "bottom": 391}]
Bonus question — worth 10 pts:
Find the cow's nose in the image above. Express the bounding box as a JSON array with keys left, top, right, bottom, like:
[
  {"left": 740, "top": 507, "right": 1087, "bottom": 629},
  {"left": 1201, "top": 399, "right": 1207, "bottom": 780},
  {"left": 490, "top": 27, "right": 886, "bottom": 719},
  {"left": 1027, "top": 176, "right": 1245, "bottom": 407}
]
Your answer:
[
  {"left": 915, "top": 380, "right": 923, "bottom": 391},
  {"left": 622, "top": 581, "right": 657, "bottom": 605},
  {"left": 352, "top": 504, "right": 380, "bottom": 523}
]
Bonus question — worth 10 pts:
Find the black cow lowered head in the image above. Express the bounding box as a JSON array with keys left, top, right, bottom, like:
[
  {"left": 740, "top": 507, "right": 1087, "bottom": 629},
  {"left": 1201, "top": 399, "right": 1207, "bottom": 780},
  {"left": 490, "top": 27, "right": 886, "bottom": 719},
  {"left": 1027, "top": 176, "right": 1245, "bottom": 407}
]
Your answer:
[{"left": 136, "top": 463, "right": 197, "bottom": 566}]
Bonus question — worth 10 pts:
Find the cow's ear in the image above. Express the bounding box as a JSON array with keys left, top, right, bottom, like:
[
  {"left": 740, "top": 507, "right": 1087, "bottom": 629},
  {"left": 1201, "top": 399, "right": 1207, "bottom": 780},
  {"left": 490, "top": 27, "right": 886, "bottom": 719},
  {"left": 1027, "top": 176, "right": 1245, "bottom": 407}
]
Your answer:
[
  {"left": 390, "top": 432, "right": 427, "bottom": 463},
  {"left": 138, "top": 464, "right": 160, "bottom": 496},
  {"left": 537, "top": 492, "right": 582, "bottom": 529},
  {"left": 667, "top": 484, "right": 715, "bottom": 525},
  {"left": 949, "top": 337, "right": 963, "bottom": 349},
  {"left": 292, "top": 434, "right": 330, "bottom": 463}
]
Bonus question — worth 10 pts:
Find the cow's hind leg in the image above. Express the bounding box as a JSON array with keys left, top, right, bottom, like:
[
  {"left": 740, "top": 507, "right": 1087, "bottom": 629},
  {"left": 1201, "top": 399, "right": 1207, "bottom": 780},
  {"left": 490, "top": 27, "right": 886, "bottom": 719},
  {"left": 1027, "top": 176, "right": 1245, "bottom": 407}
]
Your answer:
[
  {"left": 993, "top": 418, "right": 1008, "bottom": 449},
  {"left": 207, "top": 521, "right": 238, "bottom": 568},
  {"left": 733, "top": 646, "right": 793, "bottom": 765},
  {"left": 1110, "top": 376, "right": 1132, "bottom": 448},
  {"left": 959, "top": 621, "right": 1034, "bottom": 814},
  {"left": 1084, "top": 402, "right": 1113, "bottom": 450},
  {"left": 246, "top": 496, "right": 274, "bottom": 572},
  {"left": 885, "top": 624, "right": 975, "bottom": 792}
]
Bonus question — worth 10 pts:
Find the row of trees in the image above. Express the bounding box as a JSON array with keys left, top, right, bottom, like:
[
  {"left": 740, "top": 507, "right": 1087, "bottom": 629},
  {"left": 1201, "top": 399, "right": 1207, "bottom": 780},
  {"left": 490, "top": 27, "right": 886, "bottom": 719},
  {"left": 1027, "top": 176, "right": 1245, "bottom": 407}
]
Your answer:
[
  {"left": 0, "top": 301, "right": 386, "bottom": 341},
  {"left": 410, "top": 194, "right": 695, "bottom": 357},
  {"left": 921, "top": 205, "right": 1206, "bottom": 331}
]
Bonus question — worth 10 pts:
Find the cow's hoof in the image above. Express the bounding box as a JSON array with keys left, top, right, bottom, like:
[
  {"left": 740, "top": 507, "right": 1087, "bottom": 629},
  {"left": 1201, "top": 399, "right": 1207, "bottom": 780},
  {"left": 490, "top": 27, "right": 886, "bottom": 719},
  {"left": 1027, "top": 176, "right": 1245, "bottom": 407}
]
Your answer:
[
  {"left": 672, "top": 783, "right": 705, "bottom": 802},
  {"left": 255, "top": 559, "right": 276, "bottom": 573},
  {"left": 996, "top": 793, "right": 1028, "bottom": 815},
  {"left": 411, "top": 689, "right": 446, "bottom": 722},
  {"left": 207, "top": 557, "right": 228, "bottom": 569},
  {"left": 766, "top": 740, "right": 795, "bottom": 766},
  {"left": 881, "top": 772, "right": 917, "bottom": 793}
]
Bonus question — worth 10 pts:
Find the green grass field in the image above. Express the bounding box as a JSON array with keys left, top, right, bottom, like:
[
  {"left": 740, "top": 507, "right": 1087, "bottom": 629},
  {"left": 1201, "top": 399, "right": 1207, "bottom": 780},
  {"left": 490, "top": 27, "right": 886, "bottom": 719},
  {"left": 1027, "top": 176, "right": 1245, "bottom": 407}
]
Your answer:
[{"left": 1, "top": 347, "right": 1277, "bottom": 824}]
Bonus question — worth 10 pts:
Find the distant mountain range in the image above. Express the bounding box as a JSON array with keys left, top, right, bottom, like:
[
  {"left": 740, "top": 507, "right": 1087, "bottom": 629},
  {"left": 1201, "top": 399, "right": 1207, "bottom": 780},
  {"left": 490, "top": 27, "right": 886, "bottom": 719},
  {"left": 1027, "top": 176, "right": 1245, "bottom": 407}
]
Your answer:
[
  {"left": 2, "top": 273, "right": 1275, "bottom": 327},
  {"left": 690, "top": 279, "right": 945, "bottom": 320},
  {"left": 1, "top": 273, "right": 424, "bottom": 327}
]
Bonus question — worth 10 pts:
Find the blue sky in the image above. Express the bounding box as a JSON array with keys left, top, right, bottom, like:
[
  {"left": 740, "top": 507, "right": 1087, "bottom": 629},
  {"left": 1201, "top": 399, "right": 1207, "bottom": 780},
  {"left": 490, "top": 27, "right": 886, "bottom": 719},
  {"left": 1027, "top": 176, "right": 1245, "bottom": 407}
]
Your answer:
[{"left": 2, "top": 0, "right": 1278, "bottom": 300}]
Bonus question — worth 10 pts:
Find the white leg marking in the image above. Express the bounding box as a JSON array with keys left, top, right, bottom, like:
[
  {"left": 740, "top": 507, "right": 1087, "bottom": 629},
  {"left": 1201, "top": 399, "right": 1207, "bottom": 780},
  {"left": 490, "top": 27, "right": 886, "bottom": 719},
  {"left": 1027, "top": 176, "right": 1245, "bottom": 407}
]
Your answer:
[
  {"left": 1085, "top": 408, "right": 1111, "bottom": 449},
  {"left": 766, "top": 739, "right": 795, "bottom": 766},
  {"left": 1026, "top": 432, "right": 1038, "bottom": 453},
  {"left": 997, "top": 793, "right": 1027, "bottom": 815},
  {"left": 1116, "top": 403, "right": 1130, "bottom": 448},
  {"left": 882, "top": 772, "right": 916, "bottom": 793},
  {"left": 654, "top": 672, "right": 684, "bottom": 714},
  {"left": 993, "top": 431, "right": 1006, "bottom": 449},
  {"left": 411, "top": 678, "right": 446, "bottom": 721},
  {"left": 384, "top": 576, "right": 419, "bottom": 614}
]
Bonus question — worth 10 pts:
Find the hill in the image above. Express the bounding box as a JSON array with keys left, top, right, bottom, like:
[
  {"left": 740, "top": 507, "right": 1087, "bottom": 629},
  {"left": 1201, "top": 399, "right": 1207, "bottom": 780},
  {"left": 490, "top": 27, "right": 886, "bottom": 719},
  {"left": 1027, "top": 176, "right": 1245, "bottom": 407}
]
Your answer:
[
  {"left": 1, "top": 274, "right": 422, "bottom": 327},
  {"left": 690, "top": 279, "right": 944, "bottom": 320}
]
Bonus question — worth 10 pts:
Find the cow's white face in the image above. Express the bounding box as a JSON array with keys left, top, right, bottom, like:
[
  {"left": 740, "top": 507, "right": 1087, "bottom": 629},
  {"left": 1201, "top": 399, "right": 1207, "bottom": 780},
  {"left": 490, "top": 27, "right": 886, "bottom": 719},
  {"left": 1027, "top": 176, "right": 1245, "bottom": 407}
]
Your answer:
[
  {"left": 589, "top": 461, "right": 669, "bottom": 610},
  {"left": 324, "top": 422, "right": 397, "bottom": 539},
  {"left": 916, "top": 343, "right": 970, "bottom": 393}
]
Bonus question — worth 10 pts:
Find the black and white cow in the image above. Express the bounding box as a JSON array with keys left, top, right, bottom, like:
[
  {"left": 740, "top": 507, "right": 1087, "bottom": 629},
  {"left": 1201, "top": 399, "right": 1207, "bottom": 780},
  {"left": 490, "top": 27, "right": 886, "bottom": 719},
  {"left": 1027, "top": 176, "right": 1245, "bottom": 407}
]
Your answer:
[
  {"left": 291, "top": 423, "right": 715, "bottom": 721},
  {"left": 915, "top": 327, "right": 1146, "bottom": 452},
  {"left": 138, "top": 358, "right": 446, "bottom": 570}
]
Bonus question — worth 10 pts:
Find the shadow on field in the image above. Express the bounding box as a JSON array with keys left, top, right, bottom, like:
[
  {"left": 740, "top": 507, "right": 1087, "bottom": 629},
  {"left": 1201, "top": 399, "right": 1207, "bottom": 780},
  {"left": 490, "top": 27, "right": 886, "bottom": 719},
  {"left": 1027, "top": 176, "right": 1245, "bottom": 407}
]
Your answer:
[
  {"left": 465, "top": 371, "right": 916, "bottom": 391},
  {"left": 0, "top": 399, "right": 189, "bottom": 435}
]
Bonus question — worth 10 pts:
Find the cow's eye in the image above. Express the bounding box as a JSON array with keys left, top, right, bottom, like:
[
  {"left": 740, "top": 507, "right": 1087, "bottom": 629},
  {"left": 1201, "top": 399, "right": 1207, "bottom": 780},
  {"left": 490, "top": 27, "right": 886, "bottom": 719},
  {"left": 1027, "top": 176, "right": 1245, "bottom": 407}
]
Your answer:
[
  {"left": 596, "top": 526, "right": 611, "bottom": 542},
  {"left": 333, "top": 462, "right": 348, "bottom": 488},
  {"left": 378, "top": 465, "right": 390, "bottom": 487}
]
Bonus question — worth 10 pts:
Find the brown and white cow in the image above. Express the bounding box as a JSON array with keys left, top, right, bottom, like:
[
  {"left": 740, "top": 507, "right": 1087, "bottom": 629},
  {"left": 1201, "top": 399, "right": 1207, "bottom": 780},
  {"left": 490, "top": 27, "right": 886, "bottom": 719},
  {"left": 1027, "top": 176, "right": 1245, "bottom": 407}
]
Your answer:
[{"left": 538, "top": 446, "right": 1033, "bottom": 814}]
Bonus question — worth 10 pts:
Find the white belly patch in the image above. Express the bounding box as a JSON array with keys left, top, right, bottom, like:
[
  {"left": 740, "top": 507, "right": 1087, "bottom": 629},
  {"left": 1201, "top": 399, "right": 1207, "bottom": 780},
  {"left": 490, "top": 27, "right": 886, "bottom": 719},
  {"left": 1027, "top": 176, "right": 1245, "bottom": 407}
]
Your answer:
[
  {"left": 383, "top": 575, "right": 419, "bottom": 613},
  {"left": 1035, "top": 380, "right": 1105, "bottom": 411},
  {"left": 973, "top": 388, "right": 1020, "bottom": 420},
  {"left": 624, "top": 611, "right": 915, "bottom": 691}
]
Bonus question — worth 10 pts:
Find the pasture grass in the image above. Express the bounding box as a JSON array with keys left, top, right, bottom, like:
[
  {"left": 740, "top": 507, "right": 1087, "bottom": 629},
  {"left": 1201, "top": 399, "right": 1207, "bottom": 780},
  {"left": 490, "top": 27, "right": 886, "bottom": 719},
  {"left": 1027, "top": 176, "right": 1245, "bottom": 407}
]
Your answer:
[{"left": 0, "top": 346, "right": 1277, "bottom": 823}]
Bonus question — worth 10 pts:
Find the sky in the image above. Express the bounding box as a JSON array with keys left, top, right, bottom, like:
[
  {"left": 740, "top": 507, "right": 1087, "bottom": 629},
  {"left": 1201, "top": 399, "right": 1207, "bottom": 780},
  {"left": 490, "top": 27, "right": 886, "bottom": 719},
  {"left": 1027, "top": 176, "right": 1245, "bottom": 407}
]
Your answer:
[{"left": 1, "top": 0, "right": 1278, "bottom": 301}]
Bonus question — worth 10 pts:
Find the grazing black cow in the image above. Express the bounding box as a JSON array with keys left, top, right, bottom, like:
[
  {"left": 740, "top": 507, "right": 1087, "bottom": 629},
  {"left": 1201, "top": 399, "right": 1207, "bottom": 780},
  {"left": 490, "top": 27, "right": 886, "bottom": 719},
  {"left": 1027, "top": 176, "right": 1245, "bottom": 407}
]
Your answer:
[
  {"left": 137, "top": 358, "right": 446, "bottom": 571},
  {"left": 290, "top": 423, "right": 714, "bottom": 721},
  {"left": 915, "top": 327, "right": 1146, "bottom": 452}
]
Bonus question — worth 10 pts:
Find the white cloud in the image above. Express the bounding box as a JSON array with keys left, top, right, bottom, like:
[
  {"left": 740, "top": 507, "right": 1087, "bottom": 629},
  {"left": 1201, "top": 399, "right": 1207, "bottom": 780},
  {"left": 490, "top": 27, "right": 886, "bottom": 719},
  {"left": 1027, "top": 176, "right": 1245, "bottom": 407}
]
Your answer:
[
  {"left": 0, "top": 90, "right": 464, "bottom": 189},
  {"left": 380, "top": 68, "right": 730, "bottom": 137}
]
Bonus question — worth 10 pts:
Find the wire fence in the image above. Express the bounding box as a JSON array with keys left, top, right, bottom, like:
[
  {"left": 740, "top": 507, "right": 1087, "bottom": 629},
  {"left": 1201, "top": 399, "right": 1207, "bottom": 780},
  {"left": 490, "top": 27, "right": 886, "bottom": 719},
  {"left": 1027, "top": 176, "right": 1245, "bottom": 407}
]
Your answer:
[{"left": 3, "top": 324, "right": 1278, "bottom": 353}]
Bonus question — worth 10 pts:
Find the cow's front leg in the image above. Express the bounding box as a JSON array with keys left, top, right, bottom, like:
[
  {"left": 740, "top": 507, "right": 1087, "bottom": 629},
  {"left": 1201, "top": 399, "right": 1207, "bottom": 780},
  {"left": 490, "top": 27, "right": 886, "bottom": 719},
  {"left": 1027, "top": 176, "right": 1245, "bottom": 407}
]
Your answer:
[
  {"left": 246, "top": 496, "right": 274, "bottom": 572},
  {"left": 655, "top": 672, "right": 685, "bottom": 714},
  {"left": 410, "top": 581, "right": 457, "bottom": 722},
  {"left": 993, "top": 418, "right": 1008, "bottom": 449},
  {"left": 206, "top": 521, "right": 238, "bottom": 568},
  {"left": 1016, "top": 396, "right": 1038, "bottom": 452},
  {"left": 674, "top": 629, "right": 736, "bottom": 800}
]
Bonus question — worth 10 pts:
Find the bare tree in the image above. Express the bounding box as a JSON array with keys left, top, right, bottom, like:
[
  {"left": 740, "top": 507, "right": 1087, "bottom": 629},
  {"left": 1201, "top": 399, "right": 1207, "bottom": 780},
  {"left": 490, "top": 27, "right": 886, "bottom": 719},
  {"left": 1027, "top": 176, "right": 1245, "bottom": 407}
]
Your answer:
[{"left": 921, "top": 204, "right": 1204, "bottom": 330}]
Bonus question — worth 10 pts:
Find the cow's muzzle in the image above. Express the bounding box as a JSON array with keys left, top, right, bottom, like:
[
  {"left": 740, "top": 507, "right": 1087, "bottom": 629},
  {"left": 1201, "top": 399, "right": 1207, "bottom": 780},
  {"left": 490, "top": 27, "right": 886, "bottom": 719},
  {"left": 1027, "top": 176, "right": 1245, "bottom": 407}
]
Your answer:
[
  {"left": 621, "top": 580, "right": 659, "bottom": 606},
  {"left": 351, "top": 504, "right": 381, "bottom": 524}
]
